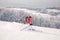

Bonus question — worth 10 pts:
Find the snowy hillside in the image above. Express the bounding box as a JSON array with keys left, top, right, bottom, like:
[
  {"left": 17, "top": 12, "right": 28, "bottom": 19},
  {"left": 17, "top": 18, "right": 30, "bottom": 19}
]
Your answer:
[
  {"left": 0, "top": 8, "right": 60, "bottom": 29},
  {"left": 0, "top": 21, "right": 60, "bottom": 40},
  {"left": 46, "top": 9, "right": 60, "bottom": 13}
]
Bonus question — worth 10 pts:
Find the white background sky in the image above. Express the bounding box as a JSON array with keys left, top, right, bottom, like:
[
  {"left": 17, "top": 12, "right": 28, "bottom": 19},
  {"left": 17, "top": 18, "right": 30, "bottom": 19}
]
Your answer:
[{"left": 0, "top": 0, "right": 60, "bottom": 8}]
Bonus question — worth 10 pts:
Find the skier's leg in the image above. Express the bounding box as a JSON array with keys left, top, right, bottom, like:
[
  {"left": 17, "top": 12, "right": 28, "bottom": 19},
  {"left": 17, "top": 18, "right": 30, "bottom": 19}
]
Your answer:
[{"left": 20, "top": 24, "right": 30, "bottom": 31}]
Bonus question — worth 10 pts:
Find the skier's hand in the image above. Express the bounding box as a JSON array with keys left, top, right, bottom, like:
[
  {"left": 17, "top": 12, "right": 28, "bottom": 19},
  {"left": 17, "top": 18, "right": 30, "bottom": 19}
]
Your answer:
[{"left": 30, "top": 24, "right": 32, "bottom": 25}]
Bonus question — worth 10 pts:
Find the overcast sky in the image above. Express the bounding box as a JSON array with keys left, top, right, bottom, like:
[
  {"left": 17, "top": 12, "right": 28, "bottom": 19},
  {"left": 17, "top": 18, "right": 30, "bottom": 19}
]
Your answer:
[{"left": 0, "top": 0, "right": 60, "bottom": 8}]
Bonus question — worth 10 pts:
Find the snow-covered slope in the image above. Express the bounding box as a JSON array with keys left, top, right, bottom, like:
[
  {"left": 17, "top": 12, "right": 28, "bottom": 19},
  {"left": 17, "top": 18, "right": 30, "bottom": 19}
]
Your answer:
[
  {"left": 12, "top": 8, "right": 52, "bottom": 20},
  {"left": 0, "top": 8, "right": 60, "bottom": 29},
  {"left": 5, "top": 8, "right": 51, "bottom": 18},
  {"left": 47, "top": 9, "right": 60, "bottom": 12},
  {"left": 0, "top": 21, "right": 60, "bottom": 40}
]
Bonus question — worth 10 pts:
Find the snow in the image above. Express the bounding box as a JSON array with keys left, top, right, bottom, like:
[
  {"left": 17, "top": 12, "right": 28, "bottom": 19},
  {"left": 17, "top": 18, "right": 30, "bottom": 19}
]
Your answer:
[
  {"left": 14, "top": 8, "right": 51, "bottom": 19},
  {"left": 3, "top": 8, "right": 51, "bottom": 20},
  {"left": 47, "top": 9, "right": 60, "bottom": 12},
  {"left": 0, "top": 21, "right": 60, "bottom": 40},
  {"left": 0, "top": 8, "right": 60, "bottom": 40},
  {"left": 1, "top": 8, "right": 60, "bottom": 20},
  {"left": 19, "top": 8, "right": 51, "bottom": 20}
]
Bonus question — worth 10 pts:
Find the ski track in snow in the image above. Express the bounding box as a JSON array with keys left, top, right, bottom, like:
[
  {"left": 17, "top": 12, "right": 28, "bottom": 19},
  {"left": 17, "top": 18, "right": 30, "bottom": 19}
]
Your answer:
[{"left": 0, "top": 21, "right": 60, "bottom": 40}]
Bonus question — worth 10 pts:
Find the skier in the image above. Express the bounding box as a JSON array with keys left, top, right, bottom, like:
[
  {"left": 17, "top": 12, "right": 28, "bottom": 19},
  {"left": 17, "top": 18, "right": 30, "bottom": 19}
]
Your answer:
[
  {"left": 25, "top": 16, "right": 33, "bottom": 30},
  {"left": 20, "top": 16, "right": 32, "bottom": 31},
  {"left": 20, "top": 16, "right": 42, "bottom": 32},
  {"left": 25, "top": 16, "right": 31, "bottom": 25}
]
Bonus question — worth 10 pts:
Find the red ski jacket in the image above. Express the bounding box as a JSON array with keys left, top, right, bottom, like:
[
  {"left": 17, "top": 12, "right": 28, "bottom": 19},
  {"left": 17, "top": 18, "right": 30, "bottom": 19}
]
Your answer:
[{"left": 26, "top": 16, "right": 31, "bottom": 24}]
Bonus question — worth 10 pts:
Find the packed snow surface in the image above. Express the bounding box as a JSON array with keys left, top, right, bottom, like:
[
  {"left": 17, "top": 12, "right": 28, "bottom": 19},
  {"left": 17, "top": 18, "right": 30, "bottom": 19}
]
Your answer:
[{"left": 0, "top": 21, "right": 60, "bottom": 40}]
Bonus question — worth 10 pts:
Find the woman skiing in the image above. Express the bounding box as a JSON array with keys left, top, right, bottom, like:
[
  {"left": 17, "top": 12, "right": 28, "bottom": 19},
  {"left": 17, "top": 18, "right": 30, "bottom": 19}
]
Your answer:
[
  {"left": 25, "top": 16, "right": 31, "bottom": 25},
  {"left": 20, "top": 16, "right": 32, "bottom": 31}
]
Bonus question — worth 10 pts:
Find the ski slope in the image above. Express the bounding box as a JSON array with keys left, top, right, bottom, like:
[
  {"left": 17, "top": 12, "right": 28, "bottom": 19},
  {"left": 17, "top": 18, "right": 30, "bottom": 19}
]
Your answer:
[
  {"left": 47, "top": 9, "right": 60, "bottom": 12},
  {"left": 6, "top": 8, "right": 51, "bottom": 19},
  {"left": 0, "top": 21, "right": 60, "bottom": 40}
]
